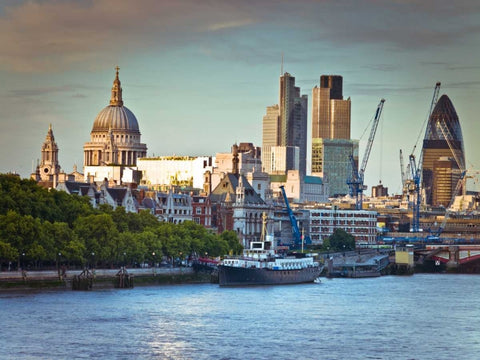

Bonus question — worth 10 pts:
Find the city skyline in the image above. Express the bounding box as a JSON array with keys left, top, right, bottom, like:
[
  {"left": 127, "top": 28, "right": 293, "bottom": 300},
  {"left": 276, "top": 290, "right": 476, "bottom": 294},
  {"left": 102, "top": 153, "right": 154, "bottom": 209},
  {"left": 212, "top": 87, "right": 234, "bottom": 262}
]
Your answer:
[{"left": 1, "top": 1, "right": 480, "bottom": 194}]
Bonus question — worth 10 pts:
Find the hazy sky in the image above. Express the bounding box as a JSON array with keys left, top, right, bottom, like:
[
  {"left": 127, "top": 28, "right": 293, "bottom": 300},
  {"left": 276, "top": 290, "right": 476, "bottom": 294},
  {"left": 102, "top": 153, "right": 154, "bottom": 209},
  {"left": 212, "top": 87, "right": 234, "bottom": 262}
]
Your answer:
[{"left": 1, "top": 0, "right": 480, "bottom": 194}]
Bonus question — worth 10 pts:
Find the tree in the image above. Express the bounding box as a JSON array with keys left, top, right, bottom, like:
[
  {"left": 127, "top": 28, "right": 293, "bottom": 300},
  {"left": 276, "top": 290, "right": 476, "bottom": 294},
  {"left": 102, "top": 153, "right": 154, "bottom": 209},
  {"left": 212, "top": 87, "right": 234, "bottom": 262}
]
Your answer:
[
  {"left": 220, "top": 230, "right": 243, "bottom": 255},
  {"left": 324, "top": 229, "right": 356, "bottom": 252},
  {"left": 0, "top": 241, "right": 18, "bottom": 267},
  {"left": 73, "top": 214, "right": 119, "bottom": 266}
]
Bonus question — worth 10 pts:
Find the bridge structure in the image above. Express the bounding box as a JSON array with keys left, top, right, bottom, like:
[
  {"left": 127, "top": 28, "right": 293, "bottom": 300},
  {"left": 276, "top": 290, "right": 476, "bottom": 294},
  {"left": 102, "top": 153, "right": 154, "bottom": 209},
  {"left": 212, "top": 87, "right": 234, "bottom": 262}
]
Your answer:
[{"left": 417, "top": 244, "right": 480, "bottom": 271}]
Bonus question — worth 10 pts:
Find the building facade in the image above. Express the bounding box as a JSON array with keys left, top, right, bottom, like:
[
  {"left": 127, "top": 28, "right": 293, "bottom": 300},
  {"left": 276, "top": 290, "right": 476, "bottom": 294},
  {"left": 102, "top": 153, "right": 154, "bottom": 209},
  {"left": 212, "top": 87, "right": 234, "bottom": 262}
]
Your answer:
[
  {"left": 262, "top": 73, "right": 307, "bottom": 177},
  {"left": 313, "top": 138, "right": 359, "bottom": 197},
  {"left": 137, "top": 156, "right": 214, "bottom": 190},
  {"left": 422, "top": 94, "right": 465, "bottom": 206},
  {"left": 310, "top": 208, "right": 378, "bottom": 245},
  {"left": 264, "top": 146, "right": 299, "bottom": 174},
  {"left": 192, "top": 195, "right": 212, "bottom": 228},
  {"left": 312, "top": 75, "right": 351, "bottom": 140},
  {"left": 311, "top": 75, "right": 354, "bottom": 197}
]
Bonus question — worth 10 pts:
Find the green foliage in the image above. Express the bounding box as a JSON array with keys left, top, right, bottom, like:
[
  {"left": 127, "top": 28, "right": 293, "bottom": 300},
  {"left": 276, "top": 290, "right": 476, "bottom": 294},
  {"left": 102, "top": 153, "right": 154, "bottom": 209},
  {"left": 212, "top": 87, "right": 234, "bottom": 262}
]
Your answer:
[
  {"left": 323, "top": 228, "right": 356, "bottom": 252},
  {"left": 220, "top": 230, "right": 243, "bottom": 255},
  {"left": 0, "top": 173, "right": 244, "bottom": 269},
  {"left": 0, "top": 241, "right": 18, "bottom": 262}
]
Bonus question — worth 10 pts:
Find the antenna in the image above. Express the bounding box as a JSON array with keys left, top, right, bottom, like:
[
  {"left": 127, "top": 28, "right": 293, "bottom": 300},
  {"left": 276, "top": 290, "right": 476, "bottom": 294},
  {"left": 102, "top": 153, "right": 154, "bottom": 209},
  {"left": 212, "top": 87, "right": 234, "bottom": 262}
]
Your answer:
[{"left": 281, "top": 53, "right": 284, "bottom": 75}]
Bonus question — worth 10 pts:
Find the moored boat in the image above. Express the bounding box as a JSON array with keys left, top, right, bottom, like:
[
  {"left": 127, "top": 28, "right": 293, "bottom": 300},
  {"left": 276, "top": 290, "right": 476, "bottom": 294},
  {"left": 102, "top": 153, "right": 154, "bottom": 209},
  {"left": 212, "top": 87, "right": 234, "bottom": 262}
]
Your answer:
[{"left": 218, "top": 214, "right": 323, "bottom": 286}]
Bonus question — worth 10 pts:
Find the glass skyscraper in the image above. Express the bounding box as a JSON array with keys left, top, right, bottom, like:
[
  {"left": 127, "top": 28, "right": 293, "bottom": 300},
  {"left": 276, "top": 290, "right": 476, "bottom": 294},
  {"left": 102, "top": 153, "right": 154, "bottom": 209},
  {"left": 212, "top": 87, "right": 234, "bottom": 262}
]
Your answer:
[{"left": 421, "top": 94, "right": 465, "bottom": 206}]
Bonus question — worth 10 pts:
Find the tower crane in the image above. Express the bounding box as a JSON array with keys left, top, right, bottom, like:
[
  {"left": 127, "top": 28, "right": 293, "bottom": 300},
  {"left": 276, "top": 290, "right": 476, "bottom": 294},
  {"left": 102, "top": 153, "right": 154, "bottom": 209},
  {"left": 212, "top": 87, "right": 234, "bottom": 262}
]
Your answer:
[
  {"left": 409, "top": 82, "right": 441, "bottom": 233},
  {"left": 409, "top": 154, "right": 422, "bottom": 232},
  {"left": 347, "top": 99, "right": 385, "bottom": 210},
  {"left": 279, "top": 185, "right": 302, "bottom": 248},
  {"left": 400, "top": 149, "right": 406, "bottom": 187}
]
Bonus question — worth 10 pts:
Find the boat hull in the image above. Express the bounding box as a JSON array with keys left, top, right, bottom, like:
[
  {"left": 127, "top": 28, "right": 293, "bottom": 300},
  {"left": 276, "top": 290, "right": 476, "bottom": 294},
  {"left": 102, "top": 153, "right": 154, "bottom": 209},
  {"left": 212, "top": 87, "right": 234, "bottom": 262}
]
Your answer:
[{"left": 218, "top": 264, "right": 323, "bottom": 286}]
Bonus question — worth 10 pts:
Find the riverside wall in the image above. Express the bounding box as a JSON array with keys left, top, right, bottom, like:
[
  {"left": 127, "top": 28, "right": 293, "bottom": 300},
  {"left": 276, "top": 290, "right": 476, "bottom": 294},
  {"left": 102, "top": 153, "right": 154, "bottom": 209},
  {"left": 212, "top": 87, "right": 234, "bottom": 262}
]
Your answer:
[{"left": 0, "top": 267, "right": 211, "bottom": 291}]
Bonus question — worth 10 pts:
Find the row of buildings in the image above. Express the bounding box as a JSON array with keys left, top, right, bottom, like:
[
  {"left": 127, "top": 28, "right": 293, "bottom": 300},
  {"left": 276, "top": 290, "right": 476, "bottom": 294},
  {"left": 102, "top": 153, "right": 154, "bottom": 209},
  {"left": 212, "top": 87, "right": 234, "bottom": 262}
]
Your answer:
[{"left": 30, "top": 66, "right": 474, "bottom": 248}]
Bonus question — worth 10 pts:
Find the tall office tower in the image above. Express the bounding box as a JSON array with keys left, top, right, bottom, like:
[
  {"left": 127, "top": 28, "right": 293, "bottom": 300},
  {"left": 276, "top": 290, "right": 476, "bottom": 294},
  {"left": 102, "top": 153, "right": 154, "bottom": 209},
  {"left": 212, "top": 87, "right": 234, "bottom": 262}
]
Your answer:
[
  {"left": 261, "top": 105, "right": 280, "bottom": 172},
  {"left": 312, "top": 75, "right": 351, "bottom": 141},
  {"left": 422, "top": 94, "right": 465, "bottom": 206},
  {"left": 311, "top": 75, "right": 355, "bottom": 196},
  {"left": 277, "top": 72, "right": 308, "bottom": 176}
]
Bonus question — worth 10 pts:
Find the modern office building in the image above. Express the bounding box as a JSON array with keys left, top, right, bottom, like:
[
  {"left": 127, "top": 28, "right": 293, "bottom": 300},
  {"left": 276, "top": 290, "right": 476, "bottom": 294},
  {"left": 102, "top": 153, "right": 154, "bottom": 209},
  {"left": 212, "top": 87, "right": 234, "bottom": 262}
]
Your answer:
[
  {"left": 431, "top": 157, "right": 460, "bottom": 207},
  {"left": 263, "top": 146, "right": 299, "bottom": 175},
  {"left": 311, "top": 75, "right": 355, "bottom": 197},
  {"left": 262, "top": 73, "right": 307, "bottom": 176},
  {"left": 312, "top": 75, "right": 351, "bottom": 140},
  {"left": 313, "top": 138, "right": 358, "bottom": 197},
  {"left": 422, "top": 94, "right": 465, "bottom": 206}
]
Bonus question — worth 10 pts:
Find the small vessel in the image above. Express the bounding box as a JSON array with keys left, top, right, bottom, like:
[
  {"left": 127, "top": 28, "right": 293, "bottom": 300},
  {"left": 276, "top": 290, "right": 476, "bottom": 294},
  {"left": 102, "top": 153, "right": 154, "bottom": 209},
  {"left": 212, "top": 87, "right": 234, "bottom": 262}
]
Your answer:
[{"left": 218, "top": 214, "right": 323, "bottom": 286}]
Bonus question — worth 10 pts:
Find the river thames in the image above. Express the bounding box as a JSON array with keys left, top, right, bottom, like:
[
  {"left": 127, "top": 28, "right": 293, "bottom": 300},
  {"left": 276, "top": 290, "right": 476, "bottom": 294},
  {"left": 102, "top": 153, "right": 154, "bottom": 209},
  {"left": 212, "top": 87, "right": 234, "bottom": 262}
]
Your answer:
[{"left": 1, "top": 274, "right": 479, "bottom": 359}]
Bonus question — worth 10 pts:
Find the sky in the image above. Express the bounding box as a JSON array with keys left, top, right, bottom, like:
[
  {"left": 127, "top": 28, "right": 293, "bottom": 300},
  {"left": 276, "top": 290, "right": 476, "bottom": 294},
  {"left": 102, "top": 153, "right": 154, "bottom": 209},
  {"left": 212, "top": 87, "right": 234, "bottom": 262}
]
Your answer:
[{"left": 1, "top": 0, "right": 480, "bottom": 195}]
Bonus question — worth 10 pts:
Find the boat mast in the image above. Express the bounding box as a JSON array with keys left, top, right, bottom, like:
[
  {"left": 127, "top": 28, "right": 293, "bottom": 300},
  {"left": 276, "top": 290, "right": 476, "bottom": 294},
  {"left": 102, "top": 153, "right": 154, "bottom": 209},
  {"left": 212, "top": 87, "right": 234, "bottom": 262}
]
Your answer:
[{"left": 261, "top": 212, "right": 267, "bottom": 242}]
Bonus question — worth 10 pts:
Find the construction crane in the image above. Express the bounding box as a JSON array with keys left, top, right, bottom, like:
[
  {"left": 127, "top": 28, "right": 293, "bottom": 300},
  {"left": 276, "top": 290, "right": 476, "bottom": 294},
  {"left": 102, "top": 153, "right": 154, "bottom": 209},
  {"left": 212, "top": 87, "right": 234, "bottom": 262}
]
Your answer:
[
  {"left": 409, "top": 82, "right": 441, "bottom": 233},
  {"left": 400, "top": 149, "right": 406, "bottom": 187},
  {"left": 347, "top": 99, "right": 385, "bottom": 210},
  {"left": 279, "top": 185, "right": 302, "bottom": 248},
  {"left": 409, "top": 154, "right": 421, "bottom": 232},
  {"left": 435, "top": 118, "right": 465, "bottom": 172}
]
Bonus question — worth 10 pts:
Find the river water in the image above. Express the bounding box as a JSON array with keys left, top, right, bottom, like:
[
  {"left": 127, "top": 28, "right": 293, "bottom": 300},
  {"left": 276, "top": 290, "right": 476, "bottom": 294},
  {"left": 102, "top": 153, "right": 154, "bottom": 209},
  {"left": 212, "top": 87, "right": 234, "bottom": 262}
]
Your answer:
[{"left": 1, "top": 274, "right": 479, "bottom": 360}]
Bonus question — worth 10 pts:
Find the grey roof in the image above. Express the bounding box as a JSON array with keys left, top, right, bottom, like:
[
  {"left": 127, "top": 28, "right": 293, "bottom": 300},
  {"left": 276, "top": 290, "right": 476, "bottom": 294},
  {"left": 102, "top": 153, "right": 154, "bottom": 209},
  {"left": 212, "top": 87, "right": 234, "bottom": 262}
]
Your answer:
[
  {"left": 106, "top": 188, "right": 127, "bottom": 202},
  {"left": 210, "top": 173, "right": 265, "bottom": 204},
  {"left": 92, "top": 105, "right": 140, "bottom": 133}
]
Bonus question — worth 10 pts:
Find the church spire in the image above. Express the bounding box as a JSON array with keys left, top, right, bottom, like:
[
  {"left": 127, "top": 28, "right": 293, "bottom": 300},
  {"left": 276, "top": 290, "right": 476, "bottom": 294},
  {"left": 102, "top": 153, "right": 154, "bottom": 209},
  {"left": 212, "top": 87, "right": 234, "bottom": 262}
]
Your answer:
[{"left": 109, "top": 66, "right": 123, "bottom": 106}]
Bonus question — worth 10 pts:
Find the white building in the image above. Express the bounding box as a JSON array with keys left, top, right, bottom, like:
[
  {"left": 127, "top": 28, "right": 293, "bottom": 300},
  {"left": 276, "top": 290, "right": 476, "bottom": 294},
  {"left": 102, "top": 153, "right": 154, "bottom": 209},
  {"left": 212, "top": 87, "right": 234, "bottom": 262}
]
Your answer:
[
  {"left": 270, "top": 170, "right": 328, "bottom": 204},
  {"left": 137, "top": 156, "right": 213, "bottom": 189},
  {"left": 263, "top": 145, "right": 299, "bottom": 174},
  {"left": 309, "top": 208, "right": 377, "bottom": 245}
]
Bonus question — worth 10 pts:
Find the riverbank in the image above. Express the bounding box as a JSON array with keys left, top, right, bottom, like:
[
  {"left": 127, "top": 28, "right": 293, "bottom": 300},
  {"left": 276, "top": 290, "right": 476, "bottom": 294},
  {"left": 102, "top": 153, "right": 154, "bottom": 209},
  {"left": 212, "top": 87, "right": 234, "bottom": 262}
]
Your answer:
[{"left": 0, "top": 267, "right": 212, "bottom": 291}]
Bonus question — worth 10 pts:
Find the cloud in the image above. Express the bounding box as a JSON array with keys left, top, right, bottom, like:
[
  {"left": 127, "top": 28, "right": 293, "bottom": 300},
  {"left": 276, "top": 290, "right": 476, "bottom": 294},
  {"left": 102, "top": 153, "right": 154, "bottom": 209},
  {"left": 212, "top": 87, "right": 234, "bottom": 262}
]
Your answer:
[
  {"left": 0, "top": 0, "right": 257, "bottom": 72},
  {"left": 1, "top": 0, "right": 480, "bottom": 73},
  {"left": 5, "top": 84, "right": 97, "bottom": 98}
]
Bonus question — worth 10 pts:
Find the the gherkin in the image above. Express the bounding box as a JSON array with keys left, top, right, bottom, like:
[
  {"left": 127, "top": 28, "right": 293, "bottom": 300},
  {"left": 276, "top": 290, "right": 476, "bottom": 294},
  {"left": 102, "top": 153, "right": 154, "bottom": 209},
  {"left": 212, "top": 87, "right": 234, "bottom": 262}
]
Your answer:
[{"left": 422, "top": 95, "right": 465, "bottom": 206}]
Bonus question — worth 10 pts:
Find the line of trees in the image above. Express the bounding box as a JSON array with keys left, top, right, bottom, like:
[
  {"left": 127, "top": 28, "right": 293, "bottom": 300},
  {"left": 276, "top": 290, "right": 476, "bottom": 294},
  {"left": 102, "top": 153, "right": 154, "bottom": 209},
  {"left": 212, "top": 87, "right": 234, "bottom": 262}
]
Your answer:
[{"left": 0, "top": 174, "right": 243, "bottom": 270}]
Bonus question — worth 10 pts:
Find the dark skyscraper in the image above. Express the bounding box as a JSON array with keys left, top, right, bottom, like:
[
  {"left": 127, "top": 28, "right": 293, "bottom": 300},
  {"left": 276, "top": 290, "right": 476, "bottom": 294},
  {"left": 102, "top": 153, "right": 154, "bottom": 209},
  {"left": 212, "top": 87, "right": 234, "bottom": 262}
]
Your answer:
[
  {"left": 311, "top": 75, "right": 355, "bottom": 196},
  {"left": 422, "top": 94, "right": 465, "bottom": 206},
  {"left": 262, "top": 72, "right": 307, "bottom": 176}
]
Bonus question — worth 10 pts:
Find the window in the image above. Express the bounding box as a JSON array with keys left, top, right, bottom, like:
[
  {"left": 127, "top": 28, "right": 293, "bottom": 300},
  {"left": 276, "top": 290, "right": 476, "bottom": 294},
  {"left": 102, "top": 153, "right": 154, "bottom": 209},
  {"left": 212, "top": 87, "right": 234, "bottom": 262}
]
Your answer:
[{"left": 196, "top": 208, "right": 202, "bottom": 215}]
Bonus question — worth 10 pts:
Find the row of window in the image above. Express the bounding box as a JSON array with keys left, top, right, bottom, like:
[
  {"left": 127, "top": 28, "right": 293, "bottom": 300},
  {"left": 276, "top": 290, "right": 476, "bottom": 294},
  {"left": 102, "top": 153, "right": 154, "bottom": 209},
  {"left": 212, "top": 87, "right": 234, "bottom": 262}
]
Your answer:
[{"left": 311, "top": 212, "right": 376, "bottom": 218}]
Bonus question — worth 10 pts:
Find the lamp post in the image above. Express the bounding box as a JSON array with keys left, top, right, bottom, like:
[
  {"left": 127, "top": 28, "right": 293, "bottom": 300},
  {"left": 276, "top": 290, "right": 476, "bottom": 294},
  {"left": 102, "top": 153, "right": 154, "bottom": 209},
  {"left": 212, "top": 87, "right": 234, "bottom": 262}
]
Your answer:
[
  {"left": 58, "top": 252, "right": 62, "bottom": 280},
  {"left": 123, "top": 252, "right": 127, "bottom": 268},
  {"left": 91, "top": 252, "right": 95, "bottom": 269},
  {"left": 152, "top": 252, "right": 156, "bottom": 276}
]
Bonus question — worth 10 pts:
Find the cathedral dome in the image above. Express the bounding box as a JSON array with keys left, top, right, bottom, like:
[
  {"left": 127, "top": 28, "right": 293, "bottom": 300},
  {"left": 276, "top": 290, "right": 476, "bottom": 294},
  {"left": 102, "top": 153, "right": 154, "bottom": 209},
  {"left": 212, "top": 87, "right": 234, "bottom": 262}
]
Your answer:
[
  {"left": 91, "top": 66, "right": 140, "bottom": 134},
  {"left": 92, "top": 105, "right": 139, "bottom": 133}
]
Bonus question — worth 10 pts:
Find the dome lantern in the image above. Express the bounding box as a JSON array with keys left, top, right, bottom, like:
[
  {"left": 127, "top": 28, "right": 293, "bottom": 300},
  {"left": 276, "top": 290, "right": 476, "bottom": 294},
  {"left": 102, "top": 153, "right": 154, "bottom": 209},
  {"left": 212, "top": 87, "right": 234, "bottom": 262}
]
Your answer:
[{"left": 109, "top": 66, "right": 123, "bottom": 106}]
